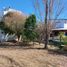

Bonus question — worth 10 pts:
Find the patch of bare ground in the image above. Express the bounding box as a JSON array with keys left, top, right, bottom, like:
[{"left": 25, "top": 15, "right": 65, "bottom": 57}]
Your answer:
[{"left": 0, "top": 42, "right": 67, "bottom": 67}]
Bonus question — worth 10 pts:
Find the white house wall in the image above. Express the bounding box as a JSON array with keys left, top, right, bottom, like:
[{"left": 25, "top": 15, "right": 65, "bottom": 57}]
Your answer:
[
  {"left": 55, "top": 21, "right": 64, "bottom": 29},
  {"left": 52, "top": 20, "right": 67, "bottom": 30},
  {"left": 64, "top": 21, "right": 67, "bottom": 29}
]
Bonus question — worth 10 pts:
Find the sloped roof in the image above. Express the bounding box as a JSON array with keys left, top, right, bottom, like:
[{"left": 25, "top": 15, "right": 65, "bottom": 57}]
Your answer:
[{"left": 3, "top": 8, "right": 26, "bottom": 17}]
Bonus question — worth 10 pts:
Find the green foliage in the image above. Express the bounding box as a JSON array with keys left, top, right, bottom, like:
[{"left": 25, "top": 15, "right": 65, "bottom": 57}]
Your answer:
[
  {"left": 0, "top": 21, "right": 14, "bottom": 34},
  {"left": 24, "top": 14, "right": 37, "bottom": 41},
  {"left": 0, "top": 21, "right": 23, "bottom": 41},
  {"left": 49, "top": 40, "right": 64, "bottom": 49},
  {"left": 24, "top": 15, "right": 36, "bottom": 30}
]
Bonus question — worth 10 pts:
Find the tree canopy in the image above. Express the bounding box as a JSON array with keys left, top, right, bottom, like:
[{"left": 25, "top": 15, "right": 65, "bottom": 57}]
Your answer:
[{"left": 23, "top": 14, "right": 37, "bottom": 41}]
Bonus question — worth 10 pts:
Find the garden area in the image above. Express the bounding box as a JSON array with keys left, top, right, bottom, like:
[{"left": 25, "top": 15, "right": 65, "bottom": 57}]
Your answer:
[{"left": 0, "top": 0, "right": 67, "bottom": 67}]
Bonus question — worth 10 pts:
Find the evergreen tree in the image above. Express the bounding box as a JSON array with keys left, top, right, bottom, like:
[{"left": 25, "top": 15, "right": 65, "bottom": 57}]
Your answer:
[{"left": 24, "top": 14, "right": 37, "bottom": 42}]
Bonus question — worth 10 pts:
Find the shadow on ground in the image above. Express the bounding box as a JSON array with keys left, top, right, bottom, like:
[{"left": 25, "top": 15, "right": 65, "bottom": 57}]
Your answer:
[
  {"left": 0, "top": 42, "right": 67, "bottom": 57},
  {"left": 47, "top": 49, "right": 67, "bottom": 56}
]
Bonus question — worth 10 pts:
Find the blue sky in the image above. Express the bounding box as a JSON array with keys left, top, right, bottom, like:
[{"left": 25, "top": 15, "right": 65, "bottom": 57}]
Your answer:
[
  {"left": 0, "top": 0, "right": 34, "bottom": 14},
  {"left": 0, "top": 0, "right": 67, "bottom": 20}
]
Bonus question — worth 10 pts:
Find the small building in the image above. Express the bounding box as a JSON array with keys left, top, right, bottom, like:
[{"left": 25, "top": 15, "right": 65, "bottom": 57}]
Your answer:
[
  {"left": 51, "top": 19, "right": 67, "bottom": 36},
  {"left": 52, "top": 19, "right": 67, "bottom": 31}
]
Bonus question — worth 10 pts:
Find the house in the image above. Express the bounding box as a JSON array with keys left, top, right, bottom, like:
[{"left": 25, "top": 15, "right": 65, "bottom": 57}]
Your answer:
[
  {"left": 48, "top": 19, "right": 67, "bottom": 36},
  {"left": 52, "top": 19, "right": 67, "bottom": 32}
]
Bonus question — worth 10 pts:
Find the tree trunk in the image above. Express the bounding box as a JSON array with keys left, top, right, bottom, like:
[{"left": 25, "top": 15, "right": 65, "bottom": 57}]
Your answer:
[
  {"left": 44, "top": 0, "right": 48, "bottom": 49},
  {"left": 17, "top": 35, "right": 20, "bottom": 42},
  {"left": 44, "top": 31, "right": 48, "bottom": 49}
]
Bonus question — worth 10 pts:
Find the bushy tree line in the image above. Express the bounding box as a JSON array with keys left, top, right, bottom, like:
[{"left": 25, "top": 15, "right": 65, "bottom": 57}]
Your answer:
[{"left": 0, "top": 14, "right": 38, "bottom": 44}]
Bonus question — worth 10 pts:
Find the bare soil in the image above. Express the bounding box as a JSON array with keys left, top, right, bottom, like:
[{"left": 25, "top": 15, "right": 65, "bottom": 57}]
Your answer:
[{"left": 0, "top": 43, "right": 67, "bottom": 67}]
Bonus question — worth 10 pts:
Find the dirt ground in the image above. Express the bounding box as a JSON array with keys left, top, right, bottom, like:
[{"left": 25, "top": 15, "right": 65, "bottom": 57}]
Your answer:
[{"left": 0, "top": 43, "right": 67, "bottom": 67}]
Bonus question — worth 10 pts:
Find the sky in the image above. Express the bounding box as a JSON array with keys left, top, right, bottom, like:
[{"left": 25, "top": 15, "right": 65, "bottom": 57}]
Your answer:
[
  {"left": 0, "top": 0, "right": 67, "bottom": 20},
  {"left": 0, "top": 0, "right": 34, "bottom": 15}
]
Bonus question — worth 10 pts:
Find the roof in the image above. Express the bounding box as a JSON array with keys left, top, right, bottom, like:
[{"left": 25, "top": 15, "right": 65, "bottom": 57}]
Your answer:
[
  {"left": 3, "top": 8, "right": 25, "bottom": 16},
  {"left": 52, "top": 28, "right": 67, "bottom": 32}
]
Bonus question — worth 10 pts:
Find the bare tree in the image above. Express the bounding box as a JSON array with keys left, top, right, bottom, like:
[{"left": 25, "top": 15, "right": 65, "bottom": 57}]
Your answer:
[
  {"left": 32, "top": 0, "right": 64, "bottom": 49},
  {"left": 35, "top": 23, "right": 45, "bottom": 44}
]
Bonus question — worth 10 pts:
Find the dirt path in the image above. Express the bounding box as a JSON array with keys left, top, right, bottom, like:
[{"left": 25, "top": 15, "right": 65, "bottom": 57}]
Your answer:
[{"left": 0, "top": 47, "right": 67, "bottom": 67}]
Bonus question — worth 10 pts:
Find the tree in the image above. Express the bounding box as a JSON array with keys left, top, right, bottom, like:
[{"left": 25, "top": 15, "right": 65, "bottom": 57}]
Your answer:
[
  {"left": 32, "top": 0, "right": 64, "bottom": 49},
  {"left": 2, "top": 11, "right": 26, "bottom": 41},
  {"left": 23, "top": 14, "right": 37, "bottom": 44},
  {"left": 0, "top": 21, "right": 14, "bottom": 34}
]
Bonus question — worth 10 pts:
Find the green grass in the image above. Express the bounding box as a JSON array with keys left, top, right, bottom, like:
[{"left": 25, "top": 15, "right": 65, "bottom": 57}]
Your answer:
[{"left": 49, "top": 40, "right": 67, "bottom": 49}]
